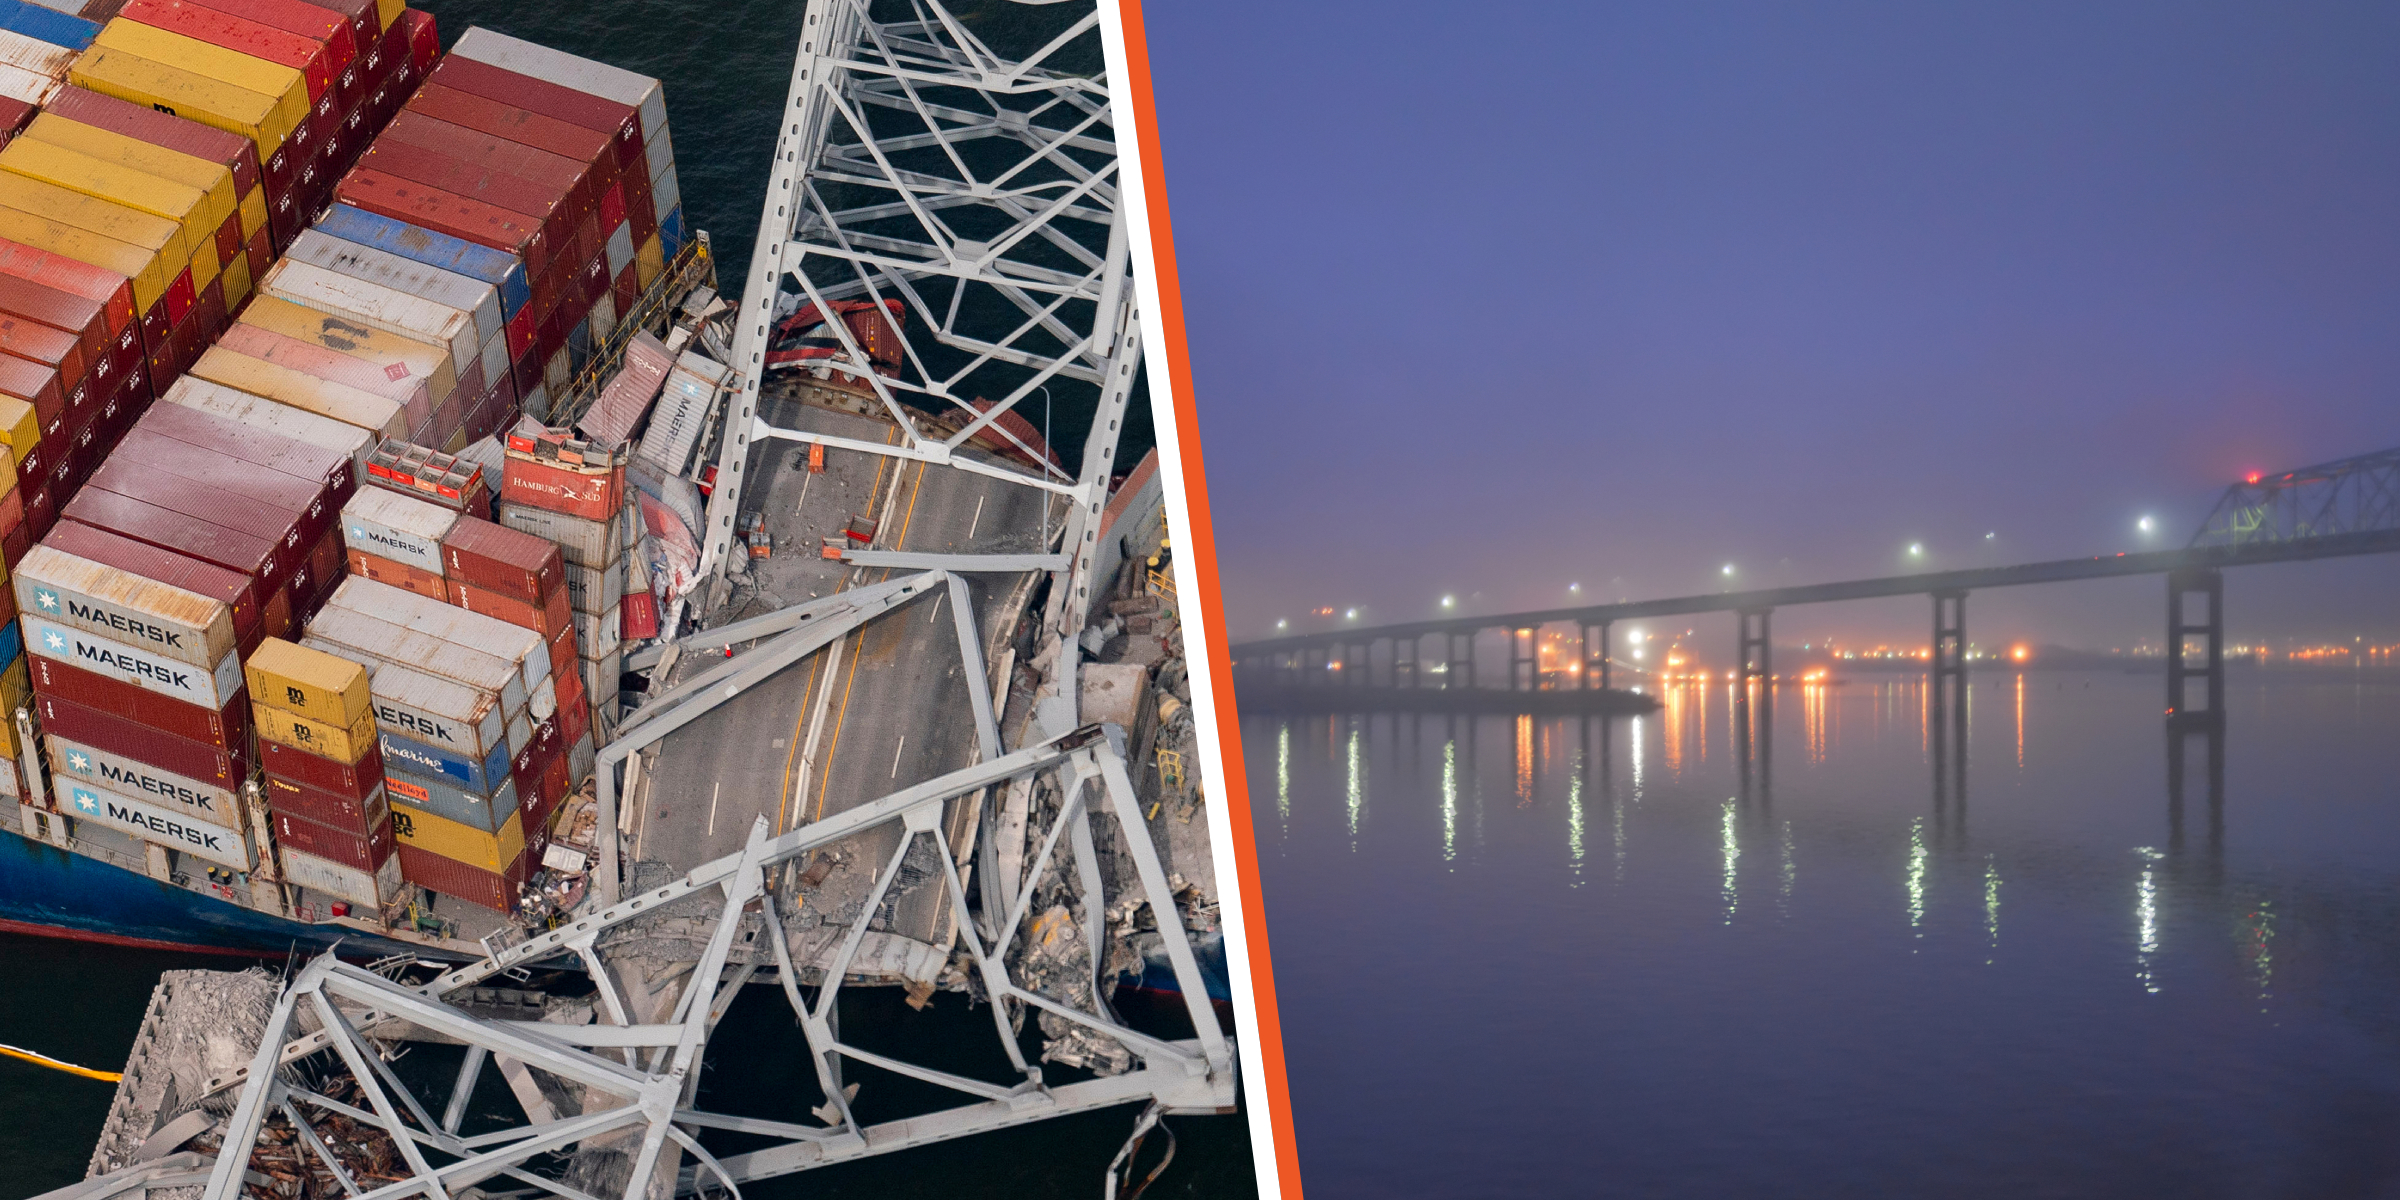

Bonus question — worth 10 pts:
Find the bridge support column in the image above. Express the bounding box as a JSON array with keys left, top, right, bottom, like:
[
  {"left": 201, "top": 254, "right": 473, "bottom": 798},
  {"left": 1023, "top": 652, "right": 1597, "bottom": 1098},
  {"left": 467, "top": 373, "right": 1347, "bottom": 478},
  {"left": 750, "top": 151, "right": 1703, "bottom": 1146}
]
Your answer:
[
  {"left": 1737, "top": 609, "right": 1771, "bottom": 687},
  {"left": 1397, "top": 637, "right": 1417, "bottom": 688},
  {"left": 1510, "top": 627, "right": 1537, "bottom": 691},
  {"left": 1449, "top": 632, "right": 1476, "bottom": 690},
  {"left": 1930, "top": 591, "right": 1970, "bottom": 803},
  {"left": 1582, "top": 621, "right": 1610, "bottom": 690},
  {"left": 2166, "top": 569, "right": 2224, "bottom": 731}
]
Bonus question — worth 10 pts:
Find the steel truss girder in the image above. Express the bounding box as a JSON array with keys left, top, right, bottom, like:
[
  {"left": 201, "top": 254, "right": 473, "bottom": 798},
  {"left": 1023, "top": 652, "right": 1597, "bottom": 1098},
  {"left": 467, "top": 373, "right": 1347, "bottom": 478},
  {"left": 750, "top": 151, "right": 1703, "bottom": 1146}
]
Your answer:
[
  {"left": 700, "top": 0, "right": 1142, "bottom": 722},
  {"left": 191, "top": 728, "right": 1229, "bottom": 1200},
  {"left": 2190, "top": 445, "right": 2400, "bottom": 548}
]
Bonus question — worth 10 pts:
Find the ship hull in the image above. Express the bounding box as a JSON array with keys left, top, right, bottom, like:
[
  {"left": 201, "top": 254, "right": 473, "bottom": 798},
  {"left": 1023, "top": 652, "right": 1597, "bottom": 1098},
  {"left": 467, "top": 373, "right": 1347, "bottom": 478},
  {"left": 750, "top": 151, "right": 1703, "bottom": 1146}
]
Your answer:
[{"left": 0, "top": 829, "right": 436, "bottom": 961}]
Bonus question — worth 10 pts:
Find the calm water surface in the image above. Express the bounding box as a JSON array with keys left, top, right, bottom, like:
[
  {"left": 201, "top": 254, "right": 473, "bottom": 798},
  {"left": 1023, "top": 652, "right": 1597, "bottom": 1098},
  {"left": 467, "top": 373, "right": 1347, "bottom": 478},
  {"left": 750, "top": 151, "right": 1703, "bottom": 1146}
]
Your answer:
[{"left": 1253, "top": 671, "right": 2400, "bottom": 1198}]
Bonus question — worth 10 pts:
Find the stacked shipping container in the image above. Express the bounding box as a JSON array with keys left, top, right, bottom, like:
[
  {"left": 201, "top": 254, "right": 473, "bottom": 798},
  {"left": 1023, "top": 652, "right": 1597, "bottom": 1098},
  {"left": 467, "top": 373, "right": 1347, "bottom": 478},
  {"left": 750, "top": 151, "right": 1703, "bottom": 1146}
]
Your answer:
[{"left": 0, "top": 11, "right": 679, "bottom": 929}]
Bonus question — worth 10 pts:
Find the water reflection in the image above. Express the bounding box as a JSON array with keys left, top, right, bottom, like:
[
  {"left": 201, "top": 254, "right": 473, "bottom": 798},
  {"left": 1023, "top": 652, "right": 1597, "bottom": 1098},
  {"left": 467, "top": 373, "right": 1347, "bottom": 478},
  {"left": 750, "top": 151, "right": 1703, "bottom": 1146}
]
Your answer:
[
  {"left": 1720, "top": 800, "right": 1740, "bottom": 924},
  {"left": 1567, "top": 730, "right": 1586, "bottom": 884},
  {"left": 1345, "top": 720, "right": 1363, "bottom": 849},
  {"left": 1906, "top": 817, "right": 1929, "bottom": 937},
  {"left": 1983, "top": 854, "right": 2001, "bottom": 963},
  {"left": 1441, "top": 737, "right": 1458, "bottom": 869},
  {"left": 1277, "top": 723, "right": 1291, "bottom": 826},
  {"left": 2135, "top": 847, "right": 2164, "bottom": 993}
]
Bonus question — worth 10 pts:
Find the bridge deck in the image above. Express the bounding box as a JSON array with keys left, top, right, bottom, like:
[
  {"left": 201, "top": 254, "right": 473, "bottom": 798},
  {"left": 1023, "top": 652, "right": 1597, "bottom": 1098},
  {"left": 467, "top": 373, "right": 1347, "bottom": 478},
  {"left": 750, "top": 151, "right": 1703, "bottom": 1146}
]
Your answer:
[{"left": 1232, "top": 529, "right": 2400, "bottom": 656}]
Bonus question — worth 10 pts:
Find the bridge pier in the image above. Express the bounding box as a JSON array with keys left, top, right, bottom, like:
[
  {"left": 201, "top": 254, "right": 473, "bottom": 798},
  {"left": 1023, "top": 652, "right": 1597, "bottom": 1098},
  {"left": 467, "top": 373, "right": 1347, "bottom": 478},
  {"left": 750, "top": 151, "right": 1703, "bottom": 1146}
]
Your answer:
[
  {"left": 1582, "top": 621, "right": 1610, "bottom": 690},
  {"left": 1397, "top": 636, "right": 1417, "bottom": 688},
  {"left": 1930, "top": 590, "right": 1969, "bottom": 815},
  {"left": 2166, "top": 568, "right": 2224, "bottom": 731},
  {"left": 1447, "top": 631, "right": 1475, "bottom": 690},
  {"left": 1737, "top": 609, "right": 1771, "bottom": 686},
  {"left": 1510, "top": 627, "right": 1537, "bottom": 690}
]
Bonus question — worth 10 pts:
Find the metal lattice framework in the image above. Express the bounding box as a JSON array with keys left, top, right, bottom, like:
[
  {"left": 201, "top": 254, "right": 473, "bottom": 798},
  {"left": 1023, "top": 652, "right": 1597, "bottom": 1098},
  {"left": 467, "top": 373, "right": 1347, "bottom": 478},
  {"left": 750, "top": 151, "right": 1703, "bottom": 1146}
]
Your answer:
[
  {"left": 699, "top": 0, "right": 1141, "bottom": 669},
  {"left": 173, "top": 727, "right": 1230, "bottom": 1200},
  {"left": 2189, "top": 446, "right": 2400, "bottom": 548}
]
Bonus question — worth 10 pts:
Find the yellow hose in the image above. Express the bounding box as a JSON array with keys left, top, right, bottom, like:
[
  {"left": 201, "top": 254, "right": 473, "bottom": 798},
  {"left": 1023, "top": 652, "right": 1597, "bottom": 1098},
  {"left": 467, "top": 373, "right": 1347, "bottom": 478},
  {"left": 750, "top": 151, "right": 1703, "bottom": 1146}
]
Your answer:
[{"left": 0, "top": 1042, "right": 122, "bottom": 1083}]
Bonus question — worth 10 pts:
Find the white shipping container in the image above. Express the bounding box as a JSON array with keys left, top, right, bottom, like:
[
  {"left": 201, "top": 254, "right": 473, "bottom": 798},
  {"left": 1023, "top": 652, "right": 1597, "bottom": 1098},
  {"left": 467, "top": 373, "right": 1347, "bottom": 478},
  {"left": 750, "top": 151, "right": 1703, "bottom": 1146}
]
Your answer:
[
  {"left": 562, "top": 558, "right": 626, "bottom": 616},
  {"left": 643, "top": 126, "right": 674, "bottom": 187},
  {"left": 46, "top": 734, "right": 243, "bottom": 831},
  {"left": 604, "top": 220, "right": 634, "bottom": 278},
  {"left": 25, "top": 618, "right": 244, "bottom": 709},
  {"left": 579, "top": 651, "right": 623, "bottom": 718},
  {"left": 61, "top": 779, "right": 253, "bottom": 870},
  {"left": 284, "top": 846, "right": 404, "bottom": 912},
  {"left": 186, "top": 348, "right": 410, "bottom": 441},
  {"left": 0, "top": 60, "right": 60, "bottom": 109},
  {"left": 14, "top": 544, "right": 239, "bottom": 669},
  {"left": 342, "top": 486, "right": 459, "bottom": 575},
  {"left": 497, "top": 503, "right": 622, "bottom": 569},
  {"left": 569, "top": 729, "right": 596, "bottom": 780},
  {"left": 528, "top": 671, "right": 558, "bottom": 726},
  {"left": 299, "top": 628, "right": 528, "bottom": 725},
  {"left": 323, "top": 577, "right": 551, "bottom": 692},
  {"left": 0, "top": 29, "right": 77, "bottom": 81},
  {"left": 0, "top": 755, "right": 17, "bottom": 801},
  {"left": 453, "top": 27, "right": 667, "bottom": 140},
  {"left": 163, "top": 376, "right": 374, "bottom": 481},
  {"left": 286, "top": 231, "right": 505, "bottom": 347},
  {"left": 260, "top": 259, "right": 481, "bottom": 378},
  {"left": 504, "top": 706, "right": 534, "bottom": 755},
  {"left": 573, "top": 602, "right": 623, "bottom": 663},
  {"left": 361, "top": 658, "right": 510, "bottom": 762},
  {"left": 649, "top": 161, "right": 680, "bottom": 223},
  {"left": 478, "top": 333, "right": 509, "bottom": 407}
]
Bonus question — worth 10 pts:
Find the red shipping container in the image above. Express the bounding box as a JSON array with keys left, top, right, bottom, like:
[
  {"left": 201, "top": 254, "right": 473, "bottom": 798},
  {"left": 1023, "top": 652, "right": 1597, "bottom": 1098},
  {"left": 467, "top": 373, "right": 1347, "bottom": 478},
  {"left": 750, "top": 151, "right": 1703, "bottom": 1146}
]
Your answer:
[
  {"left": 85, "top": 455, "right": 311, "bottom": 559},
  {"left": 448, "top": 576, "right": 570, "bottom": 638},
  {"left": 397, "top": 842, "right": 526, "bottom": 914},
  {"left": 0, "top": 269, "right": 110, "bottom": 369},
  {"left": 3, "top": 519, "right": 31, "bottom": 570},
  {"left": 43, "top": 517, "right": 264, "bottom": 639},
  {"left": 35, "top": 690, "right": 246, "bottom": 790},
  {"left": 0, "top": 96, "right": 32, "bottom": 140},
  {"left": 97, "top": 428, "right": 341, "bottom": 549},
  {"left": 136, "top": 400, "right": 352, "bottom": 495},
  {"left": 439, "top": 515, "right": 561, "bottom": 605},
  {"left": 611, "top": 261, "right": 639, "bottom": 323},
  {"left": 265, "top": 773, "right": 385, "bottom": 832},
  {"left": 262, "top": 735, "right": 384, "bottom": 802},
  {"left": 0, "top": 352, "right": 63, "bottom": 426},
  {"left": 404, "top": 83, "right": 617, "bottom": 200},
  {"left": 45, "top": 87, "right": 265, "bottom": 207},
  {"left": 500, "top": 456, "right": 621, "bottom": 521},
  {"left": 61, "top": 487, "right": 285, "bottom": 597},
  {"left": 335, "top": 169, "right": 547, "bottom": 273},
  {"left": 243, "top": 226, "right": 272, "bottom": 282},
  {"left": 619, "top": 589, "right": 658, "bottom": 643},
  {"left": 398, "top": 8, "right": 436, "bottom": 75},
  {"left": 0, "top": 487, "right": 21, "bottom": 549},
  {"left": 553, "top": 663, "right": 589, "bottom": 749},
  {"left": 272, "top": 807, "right": 394, "bottom": 872},
  {"left": 381, "top": 110, "right": 591, "bottom": 217},
  {"left": 28, "top": 654, "right": 247, "bottom": 751},
  {"left": 121, "top": 0, "right": 337, "bottom": 105},
  {"left": 294, "top": 0, "right": 377, "bottom": 53},
  {"left": 425, "top": 56, "right": 641, "bottom": 177},
  {"left": 0, "top": 315, "right": 87, "bottom": 390},
  {"left": 215, "top": 322, "right": 429, "bottom": 414},
  {"left": 345, "top": 546, "right": 445, "bottom": 599},
  {"left": 355, "top": 140, "right": 573, "bottom": 269},
  {"left": 186, "top": 0, "right": 354, "bottom": 78},
  {"left": 545, "top": 620, "right": 574, "bottom": 680},
  {"left": 0, "top": 239, "right": 137, "bottom": 338},
  {"left": 506, "top": 732, "right": 552, "bottom": 813}
]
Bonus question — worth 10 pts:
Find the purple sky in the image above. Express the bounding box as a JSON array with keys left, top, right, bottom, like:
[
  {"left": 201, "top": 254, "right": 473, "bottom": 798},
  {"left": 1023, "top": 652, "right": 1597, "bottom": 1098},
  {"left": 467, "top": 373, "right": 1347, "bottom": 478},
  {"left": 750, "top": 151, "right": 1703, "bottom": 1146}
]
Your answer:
[{"left": 1149, "top": 1, "right": 2400, "bottom": 653}]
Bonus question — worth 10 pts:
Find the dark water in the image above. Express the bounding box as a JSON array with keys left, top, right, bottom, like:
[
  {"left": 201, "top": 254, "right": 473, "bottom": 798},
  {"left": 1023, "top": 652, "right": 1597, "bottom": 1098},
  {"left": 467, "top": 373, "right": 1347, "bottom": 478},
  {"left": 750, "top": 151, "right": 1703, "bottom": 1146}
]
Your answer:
[{"left": 1253, "top": 672, "right": 2400, "bottom": 1198}]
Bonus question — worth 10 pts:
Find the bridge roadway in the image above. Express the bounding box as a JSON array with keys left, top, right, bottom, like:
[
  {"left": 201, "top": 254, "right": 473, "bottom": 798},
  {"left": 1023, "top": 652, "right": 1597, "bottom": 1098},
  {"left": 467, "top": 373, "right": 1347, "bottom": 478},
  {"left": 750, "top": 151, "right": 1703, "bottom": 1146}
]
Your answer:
[
  {"left": 633, "top": 394, "right": 1052, "bottom": 957},
  {"left": 1229, "top": 528, "right": 2400, "bottom": 661}
]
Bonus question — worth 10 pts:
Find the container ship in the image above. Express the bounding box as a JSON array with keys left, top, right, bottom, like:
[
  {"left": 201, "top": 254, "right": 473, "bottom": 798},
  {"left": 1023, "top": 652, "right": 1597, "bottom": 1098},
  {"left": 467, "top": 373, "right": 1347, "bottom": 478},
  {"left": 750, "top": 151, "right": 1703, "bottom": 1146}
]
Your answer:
[{"left": 0, "top": 0, "right": 718, "bottom": 960}]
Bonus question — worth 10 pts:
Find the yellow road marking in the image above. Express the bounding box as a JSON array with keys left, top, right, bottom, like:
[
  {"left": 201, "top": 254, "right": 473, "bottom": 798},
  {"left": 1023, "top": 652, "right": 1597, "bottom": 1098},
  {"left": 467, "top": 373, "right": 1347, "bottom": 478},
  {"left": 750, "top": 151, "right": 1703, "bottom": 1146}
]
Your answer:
[{"left": 781, "top": 425, "right": 900, "bottom": 832}]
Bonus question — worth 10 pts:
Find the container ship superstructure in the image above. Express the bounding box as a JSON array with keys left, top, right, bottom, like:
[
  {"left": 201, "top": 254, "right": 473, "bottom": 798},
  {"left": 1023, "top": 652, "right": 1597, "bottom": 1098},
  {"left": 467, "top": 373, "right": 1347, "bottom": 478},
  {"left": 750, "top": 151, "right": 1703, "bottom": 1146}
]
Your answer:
[{"left": 0, "top": 0, "right": 716, "bottom": 958}]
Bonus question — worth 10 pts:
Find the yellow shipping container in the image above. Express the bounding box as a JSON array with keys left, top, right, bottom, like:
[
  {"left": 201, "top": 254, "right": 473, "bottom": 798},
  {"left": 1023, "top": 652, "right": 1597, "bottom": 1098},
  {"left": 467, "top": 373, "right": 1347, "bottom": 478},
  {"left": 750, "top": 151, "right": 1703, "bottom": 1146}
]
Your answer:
[
  {"left": 0, "top": 170, "right": 185, "bottom": 306},
  {"left": 221, "top": 245, "right": 252, "bottom": 310},
  {"left": 389, "top": 802, "right": 525, "bottom": 874},
  {"left": 378, "top": 0, "right": 406, "bottom": 36},
  {"left": 68, "top": 46, "right": 288, "bottom": 162},
  {"left": 24, "top": 114, "right": 237, "bottom": 244},
  {"left": 0, "top": 396, "right": 37, "bottom": 466},
  {"left": 0, "top": 656, "right": 29, "bottom": 758},
  {"left": 245, "top": 638, "right": 371, "bottom": 728},
  {"left": 634, "top": 232, "right": 663, "bottom": 290},
  {"left": 252, "top": 701, "right": 379, "bottom": 764},
  {"left": 0, "top": 139, "right": 215, "bottom": 292},
  {"left": 91, "top": 21, "right": 309, "bottom": 139},
  {"left": 238, "top": 296, "right": 458, "bottom": 404},
  {"left": 237, "top": 187, "right": 265, "bottom": 241},
  {"left": 188, "top": 346, "right": 409, "bottom": 440},
  {"left": 0, "top": 207, "right": 159, "bottom": 311}
]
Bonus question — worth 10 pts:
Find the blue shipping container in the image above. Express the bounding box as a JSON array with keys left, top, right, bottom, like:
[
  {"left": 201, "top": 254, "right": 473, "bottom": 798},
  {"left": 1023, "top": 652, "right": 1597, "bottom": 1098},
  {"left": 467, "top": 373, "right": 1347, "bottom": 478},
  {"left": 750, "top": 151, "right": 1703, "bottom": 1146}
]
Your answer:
[
  {"left": 660, "top": 206, "right": 684, "bottom": 257},
  {"left": 377, "top": 727, "right": 512, "bottom": 795},
  {"left": 0, "top": 0, "right": 95, "bottom": 51},
  {"left": 314, "top": 204, "right": 533, "bottom": 319},
  {"left": 0, "top": 622, "right": 22, "bottom": 669}
]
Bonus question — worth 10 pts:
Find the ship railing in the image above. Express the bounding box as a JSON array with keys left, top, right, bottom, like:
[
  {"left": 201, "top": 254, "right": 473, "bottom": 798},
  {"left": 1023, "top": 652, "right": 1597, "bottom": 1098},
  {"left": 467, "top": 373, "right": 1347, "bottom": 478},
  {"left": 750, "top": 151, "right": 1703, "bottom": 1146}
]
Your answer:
[{"left": 548, "top": 232, "right": 719, "bottom": 435}]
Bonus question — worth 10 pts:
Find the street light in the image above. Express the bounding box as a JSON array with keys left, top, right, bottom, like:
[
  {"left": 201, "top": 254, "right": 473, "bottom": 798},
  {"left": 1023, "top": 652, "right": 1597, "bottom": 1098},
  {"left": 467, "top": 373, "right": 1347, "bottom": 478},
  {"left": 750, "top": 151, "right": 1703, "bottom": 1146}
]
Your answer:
[
  {"left": 1722, "top": 564, "right": 1735, "bottom": 576},
  {"left": 1440, "top": 595, "right": 1455, "bottom": 609},
  {"left": 1908, "top": 543, "right": 1923, "bottom": 557},
  {"left": 2138, "top": 515, "right": 2155, "bottom": 534}
]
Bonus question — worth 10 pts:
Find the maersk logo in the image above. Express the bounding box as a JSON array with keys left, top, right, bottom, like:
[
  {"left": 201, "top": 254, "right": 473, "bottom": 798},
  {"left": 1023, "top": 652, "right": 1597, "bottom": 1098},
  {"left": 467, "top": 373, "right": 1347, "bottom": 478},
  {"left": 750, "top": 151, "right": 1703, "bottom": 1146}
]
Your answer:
[
  {"left": 70, "top": 787, "right": 99, "bottom": 816},
  {"left": 68, "top": 637, "right": 194, "bottom": 690},
  {"left": 350, "top": 524, "right": 422, "bottom": 556},
  {"left": 61, "top": 596, "right": 185, "bottom": 649},
  {"left": 32, "top": 587, "right": 57, "bottom": 615},
  {"left": 376, "top": 704, "right": 457, "bottom": 745},
  {"left": 99, "top": 762, "right": 214, "bottom": 812},
  {"left": 75, "top": 787, "right": 230, "bottom": 856},
  {"left": 64, "top": 749, "right": 92, "bottom": 776}
]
